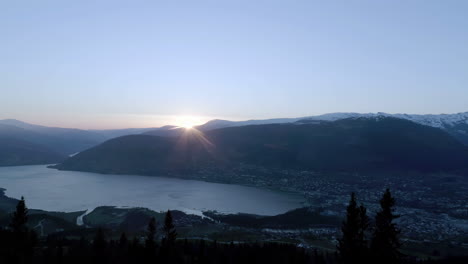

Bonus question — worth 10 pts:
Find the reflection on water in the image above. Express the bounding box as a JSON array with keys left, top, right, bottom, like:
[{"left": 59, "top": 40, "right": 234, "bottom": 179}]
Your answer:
[{"left": 0, "top": 165, "right": 305, "bottom": 216}]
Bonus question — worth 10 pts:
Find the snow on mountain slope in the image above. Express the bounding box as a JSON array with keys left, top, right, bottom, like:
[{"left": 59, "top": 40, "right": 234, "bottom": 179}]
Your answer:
[
  {"left": 300, "top": 112, "right": 468, "bottom": 129},
  {"left": 392, "top": 112, "right": 468, "bottom": 128},
  {"left": 199, "top": 112, "right": 468, "bottom": 131},
  {"left": 194, "top": 112, "right": 468, "bottom": 145},
  {"left": 295, "top": 112, "right": 468, "bottom": 146}
]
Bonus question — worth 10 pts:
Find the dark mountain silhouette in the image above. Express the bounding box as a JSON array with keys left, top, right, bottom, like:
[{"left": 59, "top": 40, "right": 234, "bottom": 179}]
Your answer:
[
  {"left": 142, "top": 125, "right": 185, "bottom": 137},
  {"left": 53, "top": 117, "right": 468, "bottom": 175},
  {"left": 90, "top": 127, "right": 159, "bottom": 139}
]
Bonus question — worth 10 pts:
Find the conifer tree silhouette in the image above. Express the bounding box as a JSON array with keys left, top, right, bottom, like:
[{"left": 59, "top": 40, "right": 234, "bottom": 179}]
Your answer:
[
  {"left": 337, "top": 193, "right": 370, "bottom": 263},
  {"left": 163, "top": 210, "right": 177, "bottom": 246},
  {"left": 371, "top": 189, "right": 402, "bottom": 264}
]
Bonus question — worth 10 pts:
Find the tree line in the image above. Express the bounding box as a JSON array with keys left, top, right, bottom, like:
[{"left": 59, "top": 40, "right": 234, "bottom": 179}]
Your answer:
[{"left": 0, "top": 191, "right": 466, "bottom": 264}]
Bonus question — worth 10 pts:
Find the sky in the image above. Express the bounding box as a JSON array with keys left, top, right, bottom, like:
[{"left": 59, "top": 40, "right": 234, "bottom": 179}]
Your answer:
[{"left": 1, "top": 0, "right": 467, "bottom": 129}]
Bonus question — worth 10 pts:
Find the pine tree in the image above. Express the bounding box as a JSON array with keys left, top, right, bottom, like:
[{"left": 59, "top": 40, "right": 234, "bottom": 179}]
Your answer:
[
  {"left": 93, "top": 227, "right": 107, "bottom": 256},
  {"left": 358, "top": 204, "right": 370, "bottom": 259},
  {"left": 8, "top": 196, "right": 37, "bottom": 263},
  {"left": 337, "top": 193, "right": 369, "bottom": 264},
  {"left": 145, "top": 217, "right": 157, "bottom": 251},
  {"left": 10, "top": 196, "right": 28, "bottom": 233},
  {"left": 119, "top": 232, "right": 128, "bottom": 248},
  {"left": 163, "top": 210, "right": 177, "bottom": 246},
  {"left": 371, "top": 189, "right": 401, "bottom": 264}
]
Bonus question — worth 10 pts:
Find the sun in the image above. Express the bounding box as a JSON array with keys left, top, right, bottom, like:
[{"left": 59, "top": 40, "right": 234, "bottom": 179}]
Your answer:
[
  {"left": 174, "top": 116, "right": 204, "bottom": 129},
  {"left": 181, "top": 122, "right": 194, "bottom": 129}
]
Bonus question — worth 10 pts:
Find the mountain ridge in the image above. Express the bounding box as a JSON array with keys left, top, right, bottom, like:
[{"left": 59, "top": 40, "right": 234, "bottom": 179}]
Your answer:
[
  {"left": 3, "top": 110, "right": 468, "bottom": 167},
  {"left": 53, "top": 117, "right": 468, "bottom": 176},
  {"left": 141, "top": 112, "right": 468, "bottom": 145}
]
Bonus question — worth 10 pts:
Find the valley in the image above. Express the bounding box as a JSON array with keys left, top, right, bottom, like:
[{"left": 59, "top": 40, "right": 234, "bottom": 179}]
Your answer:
[{"left": 1, "top": 115, "right": 468, "bottom": 259}]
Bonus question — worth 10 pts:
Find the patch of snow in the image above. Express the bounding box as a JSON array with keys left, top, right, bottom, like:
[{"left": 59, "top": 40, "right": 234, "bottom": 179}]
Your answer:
[
  {"left": 198, "top": 112, "right": 468, "bottom": 132},
  {"left": 298, "top": 112, "right": 468, "bottom": 130}
]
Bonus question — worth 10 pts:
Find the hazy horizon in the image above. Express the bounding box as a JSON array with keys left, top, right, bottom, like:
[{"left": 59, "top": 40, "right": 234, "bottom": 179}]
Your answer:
[{"left": 1, "top": 110, "right": 468, "bottom": 130}]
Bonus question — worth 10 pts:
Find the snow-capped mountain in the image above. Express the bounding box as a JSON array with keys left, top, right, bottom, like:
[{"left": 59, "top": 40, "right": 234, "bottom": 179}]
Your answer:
[
  {"left": 299, "top": 112, "right": 468, "bottom": 128},
  {"left": 198, "top": 112, "right": 468, "bottom": 131},
  {"left": 297, "top": 112, "right": 468, "bottom": 145},
  {"left": 196, "top": 112, "right": 468, "bottom": 145}
]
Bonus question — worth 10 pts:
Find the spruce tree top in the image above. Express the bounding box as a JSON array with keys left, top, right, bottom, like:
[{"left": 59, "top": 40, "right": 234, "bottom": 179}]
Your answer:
[{"left": 10, "top": 196, "right": 28, "bottom": 233}]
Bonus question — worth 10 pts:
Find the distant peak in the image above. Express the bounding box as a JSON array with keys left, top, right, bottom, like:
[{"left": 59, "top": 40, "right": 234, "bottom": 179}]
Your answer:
[
  {"left": 1, "top": 118, "right": 25, "bottom": 123},
  {"left": 203, "top": 119, "right": 233, "bottom": 124}
]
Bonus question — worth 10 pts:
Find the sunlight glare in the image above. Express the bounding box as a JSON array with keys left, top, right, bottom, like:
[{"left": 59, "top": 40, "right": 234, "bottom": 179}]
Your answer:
[
  {"left": 181, "top": 122, "right": 194, "bottom": 129},
  {"left": 174, "top": 115, "right": 204, "bottom": 129}
]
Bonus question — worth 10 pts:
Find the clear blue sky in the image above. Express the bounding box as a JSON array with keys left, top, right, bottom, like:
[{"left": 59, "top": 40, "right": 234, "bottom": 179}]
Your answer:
[{"left": 1, "top": 0, "right": 467, "bottom": 129}]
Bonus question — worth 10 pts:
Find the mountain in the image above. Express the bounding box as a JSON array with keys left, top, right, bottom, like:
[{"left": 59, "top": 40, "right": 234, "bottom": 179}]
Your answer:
[
  {"left": 0, "top": 119, "right": 158, "bottom": 166},
  {"left": 53, "top": 117, "right": 468, "bottom": 175},
  {"left": 142, "top": 112, "right": 468, "bottom": 145},
  {"left": 0, "top": 121, "right": 106, "bottom": 156},
  {"left": 90, "top": 127, "right": 158, "bottom": 139},
  {"left": 4, "top": 112, "right": 468, "bottom": 167},
  {"left": 197, "top": 118, "right": 305, "bottom": 130},
  {"left": 0, "top": 119, "right": 159, "bottom": 155},
  {"left": 299, "top": 112, "right": 468, "bottom": 127},
  {"left": 298, "top": 112, "right": 468, "bottom": 145},
  {"left": 0, "top": 136, "right": 65, "bottom": 166},
  {"left": 143, "top": 118, "right": 305, "bottom": 137},
  {"left": 142, "top": 125, "right": 185, "bottom": 137}
]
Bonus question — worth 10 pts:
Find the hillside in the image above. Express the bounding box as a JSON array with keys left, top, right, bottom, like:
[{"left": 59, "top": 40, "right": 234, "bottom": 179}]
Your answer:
[
  {"left": 299, "top": 112, "right": 468, "bottom": 145},
  {"left": 53, "top": 117, "right": 468, "bottom": 175},
  {"left": 0, "top": 120, "right": 158, "bottom": 163},
  {"left": 0, "top": 122, "right": 106, "bottom": 156},
  {"left": 0, "top": 137, "right": 66, "bottom": 166},
  {"left": 141, "top": 112, "right": 468, "bottom": 145}
]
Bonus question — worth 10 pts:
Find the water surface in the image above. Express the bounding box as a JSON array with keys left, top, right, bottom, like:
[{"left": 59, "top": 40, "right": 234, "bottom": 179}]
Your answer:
[{"left": 0, "top": 165, "right": 305, "bottom": 216}]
